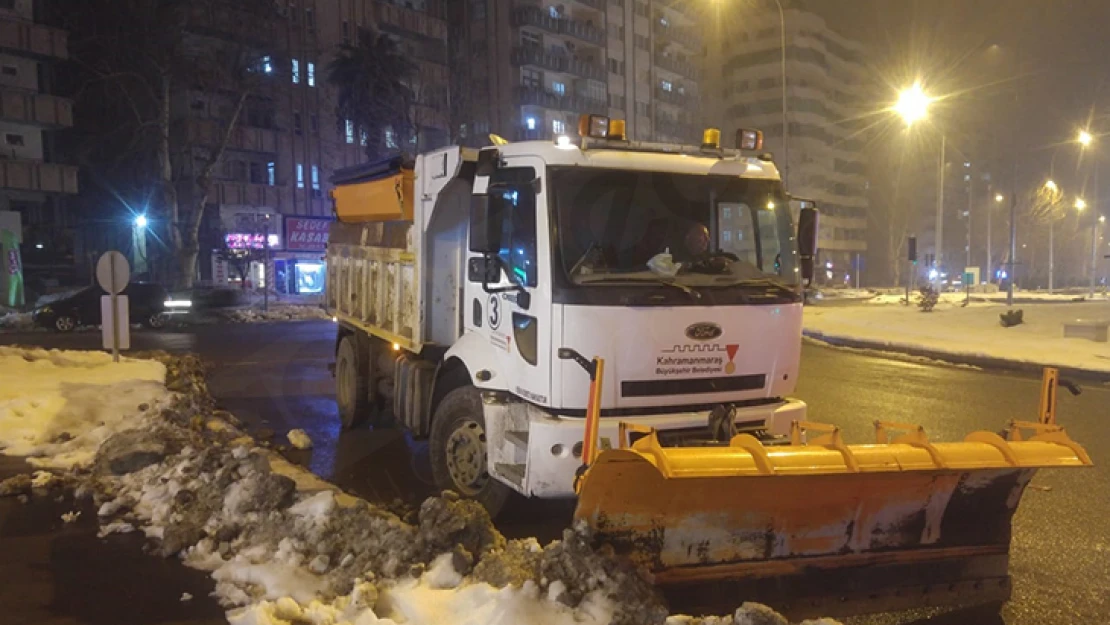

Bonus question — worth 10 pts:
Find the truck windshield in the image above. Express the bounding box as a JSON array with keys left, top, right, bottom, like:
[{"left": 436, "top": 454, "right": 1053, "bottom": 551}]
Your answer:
[{"left": 550, "top": 167, "right": 799, "bottom": 288}]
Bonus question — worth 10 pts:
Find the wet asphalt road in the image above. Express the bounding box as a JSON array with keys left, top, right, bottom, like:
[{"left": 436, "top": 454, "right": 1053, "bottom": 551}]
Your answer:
[{"left": 2, "top": 321, "right": 1109, "bottom": 623}]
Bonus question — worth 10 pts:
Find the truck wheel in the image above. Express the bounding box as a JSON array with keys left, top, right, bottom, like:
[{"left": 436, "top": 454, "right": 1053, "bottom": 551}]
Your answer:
[
  {"left": 430, "top": 386, "right": 510, "bottom": 517},
  {"left": 336, "top": 336, "right": 369, "bottom": 429}
]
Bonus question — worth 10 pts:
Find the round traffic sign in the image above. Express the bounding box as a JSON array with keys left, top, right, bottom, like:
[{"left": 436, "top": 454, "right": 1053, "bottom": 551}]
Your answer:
[{"left": 96, "top": 251, "right": 131, "bottom": 294}]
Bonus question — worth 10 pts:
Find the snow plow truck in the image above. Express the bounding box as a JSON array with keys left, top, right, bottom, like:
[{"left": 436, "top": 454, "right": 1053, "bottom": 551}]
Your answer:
[{"left": 326, "top": 116, "right": 1092, "bottom": 618}]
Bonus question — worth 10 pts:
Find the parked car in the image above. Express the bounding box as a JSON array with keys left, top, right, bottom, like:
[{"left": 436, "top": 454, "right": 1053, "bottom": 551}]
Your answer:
[{"left": 32, "top": 283, "right": 168, "bottom": 332}]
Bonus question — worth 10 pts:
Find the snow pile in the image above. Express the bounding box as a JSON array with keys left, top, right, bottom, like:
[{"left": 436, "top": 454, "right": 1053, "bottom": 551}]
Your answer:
[
  {"left": 2, "top": 348, "right": 834, "bottom": 625},
  {"left": 0, "top": 310, "right": 33, "bottom": 330},
  {"left": 0, "top": 347, "right": 170, "bottom": 468},
  {"left": 219, "top": 305, "right": 330, "bottom": 323},
  {"left": 805, "top": 301, "right": 1110, "bottom": 373}
]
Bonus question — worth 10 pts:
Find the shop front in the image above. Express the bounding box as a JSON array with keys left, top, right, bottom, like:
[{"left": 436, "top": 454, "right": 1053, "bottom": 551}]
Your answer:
[{"left": 278, "top": 217, "right": 331, "bottom": 295}]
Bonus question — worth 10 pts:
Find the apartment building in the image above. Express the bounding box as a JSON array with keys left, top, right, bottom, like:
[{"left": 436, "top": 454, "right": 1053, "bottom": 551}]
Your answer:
[
  {"left": 187, "top": 0, "right": 449, "bottom": 292},
  {"left": 449, "top": 0, "right": 704, "bottom": 146},
  {"left": 719, "top": 7, "right": 869, "bottom": 282},
  {"left": 0, "top": 0, "right": 75, "bottom": 282}
]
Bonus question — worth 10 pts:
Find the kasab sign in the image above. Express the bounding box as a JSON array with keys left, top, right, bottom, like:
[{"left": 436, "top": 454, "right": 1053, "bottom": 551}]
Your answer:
[{"left": 285, "top": 217, "right": 331, "bottom": 251}]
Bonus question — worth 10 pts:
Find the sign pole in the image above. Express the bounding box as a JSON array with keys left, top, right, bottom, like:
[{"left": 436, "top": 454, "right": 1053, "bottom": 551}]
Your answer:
[
  {"left": 263, "top": 218, "right": 270, "bottom": 313},
  {"left": 110, "top": 252, "right": 120, "bottom": 362}
]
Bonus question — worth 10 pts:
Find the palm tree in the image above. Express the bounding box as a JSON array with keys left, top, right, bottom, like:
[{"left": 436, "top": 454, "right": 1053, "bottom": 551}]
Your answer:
[{"left": 328, "top": 27, "right": 418, "bottom": 160}]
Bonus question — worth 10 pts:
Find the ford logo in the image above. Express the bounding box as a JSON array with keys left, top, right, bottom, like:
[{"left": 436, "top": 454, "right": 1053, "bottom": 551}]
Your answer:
[{"left": 685, "top": 322, "right": 722, "bottom": 341}]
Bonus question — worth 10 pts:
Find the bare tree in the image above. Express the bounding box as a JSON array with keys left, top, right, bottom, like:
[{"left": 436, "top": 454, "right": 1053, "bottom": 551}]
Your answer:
[
  {"left": 328, "top": 28, "right": 417, "bottom": 161},
  {"left": 56, "top": 0, "right": 275, "bottom": 288}
]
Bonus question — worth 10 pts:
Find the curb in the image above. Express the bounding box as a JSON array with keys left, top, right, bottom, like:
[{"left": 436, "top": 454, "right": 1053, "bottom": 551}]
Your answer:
[{"left": 803, "top": 330, "right": 1110, "bottom": 384}]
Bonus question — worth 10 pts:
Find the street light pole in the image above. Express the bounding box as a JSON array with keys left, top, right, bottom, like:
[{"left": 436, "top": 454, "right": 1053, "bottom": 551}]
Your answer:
[
  {"left": 1007, "top": 172, "right": 1017, "bottom": 307},
  {"left": 936, "top": 134, "right": 946, "bottom": 287},
  {"left": 1091, "top": 162, "right": 1101, "bottom": 297}
]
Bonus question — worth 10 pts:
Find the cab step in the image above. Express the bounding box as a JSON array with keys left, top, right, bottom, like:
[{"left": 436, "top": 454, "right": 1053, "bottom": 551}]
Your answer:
[
  {"left": 504, "top": 430, "right": 529, "bottom": 449},
  {"left": 495, "top": 462, "right": 525, "bottom": 487}
]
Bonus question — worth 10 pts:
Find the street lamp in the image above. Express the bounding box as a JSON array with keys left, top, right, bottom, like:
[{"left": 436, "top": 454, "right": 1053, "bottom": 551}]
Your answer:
[
  {"left": 894, "top": 83, "right": 932, "bottom": 126},
  {"left": 1076, "top": 198, "right": 1087, "bottom": 211},
  {"left": 134, "top": 214, "right": 148, "bottom": 229},
  {"left": 1079, "top": 129, "right": 1093, "bottom": 147},
  {"left": 1041, "top": 180, "right": 1064, "bottom": 292},
  {"left": 894, "top": 83, "right": 945, "bottom": 287}
]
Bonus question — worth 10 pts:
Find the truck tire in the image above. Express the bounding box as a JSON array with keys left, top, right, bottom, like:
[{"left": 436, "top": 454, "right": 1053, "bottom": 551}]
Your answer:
[
  {"left": 336, "top": 336, "right": 369, "bottom": 429},
  {"left": 429, "top": 386, "right": 510, "bottom": 517}
]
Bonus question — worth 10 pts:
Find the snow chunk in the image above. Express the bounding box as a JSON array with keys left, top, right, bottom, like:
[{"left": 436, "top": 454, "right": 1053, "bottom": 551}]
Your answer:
[
  {"left": 424, "top": 553, "right": 463, "bottom": 589},
  {"left": 289, "top": 490, "right": 335, "bottom": 522},
  {"left": 286, "top": 429, "right": 313, "bottom": 450},
  {"left": 180, "top": 592, "right": 193, "bottom": 602},
  {"left": 61, "top": 510, "right": 81, "bottom": 523},
  {"left": 98, "top": 521, "right": 135, "bottom": 537},
  {"left": 0, "top": 347, "right": 169, "bottom": 469}
]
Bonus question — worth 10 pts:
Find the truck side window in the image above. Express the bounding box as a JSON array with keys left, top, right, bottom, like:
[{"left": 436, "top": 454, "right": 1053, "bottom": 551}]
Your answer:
[{"left": 492, "top": 167, "right": 538, "bottom": 288}]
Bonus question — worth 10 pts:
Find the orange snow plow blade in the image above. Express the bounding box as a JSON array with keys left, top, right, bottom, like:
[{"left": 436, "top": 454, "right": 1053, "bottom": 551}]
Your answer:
[{"left": 573, "top": 420, "right": 1092, "bottom": 618}]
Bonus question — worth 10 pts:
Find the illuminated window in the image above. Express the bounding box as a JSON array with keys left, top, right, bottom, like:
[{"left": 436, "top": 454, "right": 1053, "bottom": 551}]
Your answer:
[{"left": 296, "top": 163, "right": 304, "bottom": 189}]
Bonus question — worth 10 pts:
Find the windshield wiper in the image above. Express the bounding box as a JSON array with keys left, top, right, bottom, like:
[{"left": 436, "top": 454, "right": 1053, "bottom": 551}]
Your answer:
[
  {"left": 733, "top": 277, "right": 800, "bottom": 298},
  {"left": 578, "top": 275, "right": 701, "bottom": 300}
]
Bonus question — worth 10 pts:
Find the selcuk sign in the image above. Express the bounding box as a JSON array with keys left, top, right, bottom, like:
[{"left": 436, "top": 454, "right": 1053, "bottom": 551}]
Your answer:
[{"left": 285, "top": 217, "right": 331, "bottom": 251}]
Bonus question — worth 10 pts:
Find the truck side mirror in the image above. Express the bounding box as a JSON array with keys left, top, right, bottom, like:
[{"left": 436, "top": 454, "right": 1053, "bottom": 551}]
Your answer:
[
  {"left": 797, "top": 206, "right": 819, "bottom": 284},
  {"left": 468, "top": 193, "right": 503, "bottom": 254}
]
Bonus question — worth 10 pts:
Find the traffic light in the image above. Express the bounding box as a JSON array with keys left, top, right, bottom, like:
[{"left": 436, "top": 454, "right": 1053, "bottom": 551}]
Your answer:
[{"left": 908, "top": 236, "right": 917, "bottom": 263}]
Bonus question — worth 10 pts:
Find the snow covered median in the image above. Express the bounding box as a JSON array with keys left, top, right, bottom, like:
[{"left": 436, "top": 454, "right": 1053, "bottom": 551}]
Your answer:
[
  {"left": 805, "top": 300, "right": 1110, "bottom": 374},
  {"left": 0, "top": 346, "right": 834, "bottom": 625}
]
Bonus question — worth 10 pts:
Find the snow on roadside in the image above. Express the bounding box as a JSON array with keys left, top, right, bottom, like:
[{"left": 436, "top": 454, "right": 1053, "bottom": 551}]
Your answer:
[
  {"left": 1, "top": 347, "right": 832, "bottom": 625},
  {"left": 218, "top": 305, "right": 331, "bottom": 323},
  {"left": 0, "top": 310, "right": 34, "bottom": 331},
  {"left": 804, "top": 301, "right": 1110, "bottom": 373},
  {"left": 0, "top": 347, "right": 170, "bottom": 468}
]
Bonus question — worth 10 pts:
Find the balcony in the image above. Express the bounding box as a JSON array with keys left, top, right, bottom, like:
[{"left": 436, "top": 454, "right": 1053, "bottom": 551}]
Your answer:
[
  {"left": 0, "top": 89, "right": 72, "bottom": 128},
  {"left": 512, "top": 46, "right": 604, "bottom": 81},
  {"left": 210, "top": 181, "right": 293, "bottom": 211},
  {"left": 513, "top": 7, "right": 605, "bottom": 46},
  {"left": 655, "top": 86, "right": 693, "bottom": 107},
  {"left": 654, "top": 54, "right": 700, "bottom": 80},
  {"left": 517, "top": 86, "right": 606, "bottom": 114},
  {"left": 652, "top": 20, "right": 700, "bottom": 51},
  {"left": 188, "top": 120, "right": 279, "bottom": 154},
  {"left": 0, "top": 159, "right": 77, "bottom": 194},
  {"left": 568, "top": 0, "right": 605, "bottom": 10},
  {"left": 186, "top": 3, "right": 286, "bottom": 50},
  {"left": 375, "top": 1, "right": 447, "bottom": 41},
  {"left": 0, "top": 15, "right": 67, "bottom": 59}
]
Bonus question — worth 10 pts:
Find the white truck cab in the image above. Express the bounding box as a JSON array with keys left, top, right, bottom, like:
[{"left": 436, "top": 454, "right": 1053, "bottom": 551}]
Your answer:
[{"left": 327, "top": 119, "right": 818, "bottom": 513}]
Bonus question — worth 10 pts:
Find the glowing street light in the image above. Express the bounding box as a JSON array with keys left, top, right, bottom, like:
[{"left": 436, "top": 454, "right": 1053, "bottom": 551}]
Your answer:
[
  {"left": 134, "top": 214, "right": 148, "bottom": 229},
  {"left": 1079, "top": 129, "right": 1094, "bottom": 147},
  {"left": 995, "top": 193, "right": 1005, "bottom": 203},
  {"left": 1076, "top": 198, "right": 1088, "bottom": 211},
  {"left": 894, "top": 83, "right": 932, "bottom": 126},
  {"left": 1044, "top": 180, "right": 1058, "bottom": 192}
]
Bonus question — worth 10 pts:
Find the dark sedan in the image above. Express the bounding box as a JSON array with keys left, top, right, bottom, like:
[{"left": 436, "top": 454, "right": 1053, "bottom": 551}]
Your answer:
[{"left": 32, "top": 283, "right": 168, "bottom": 332}]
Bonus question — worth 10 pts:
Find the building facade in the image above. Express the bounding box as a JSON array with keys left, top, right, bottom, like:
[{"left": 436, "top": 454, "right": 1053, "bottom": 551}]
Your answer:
[
  {"left": 0, "top": 0, "right": 76, "bottom": 284},
  {"left": 719, "top": 7, "right": 869, "bottom": 282},
  {"left": 186, "top": 0, "right": 450, "bottom": 292},
  {"left": 448, "top": 0, "right": 704, "bottom": 146}
]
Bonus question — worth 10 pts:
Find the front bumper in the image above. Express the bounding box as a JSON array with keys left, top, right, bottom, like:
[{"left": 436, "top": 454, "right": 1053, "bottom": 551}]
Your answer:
[{"left": 519, "top": 398, "right": 806, "bottom": 498}]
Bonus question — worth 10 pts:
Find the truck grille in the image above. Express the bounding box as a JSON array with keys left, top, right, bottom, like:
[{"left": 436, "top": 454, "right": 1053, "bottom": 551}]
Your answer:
[{"left": 620, "top": 374, "right": 766, "bottom": 398}]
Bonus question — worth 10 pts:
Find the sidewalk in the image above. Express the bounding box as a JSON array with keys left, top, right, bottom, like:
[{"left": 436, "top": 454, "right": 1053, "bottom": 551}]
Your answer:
[{"left": 804, "top": 300, "right": 1110, "bottom": 381}]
